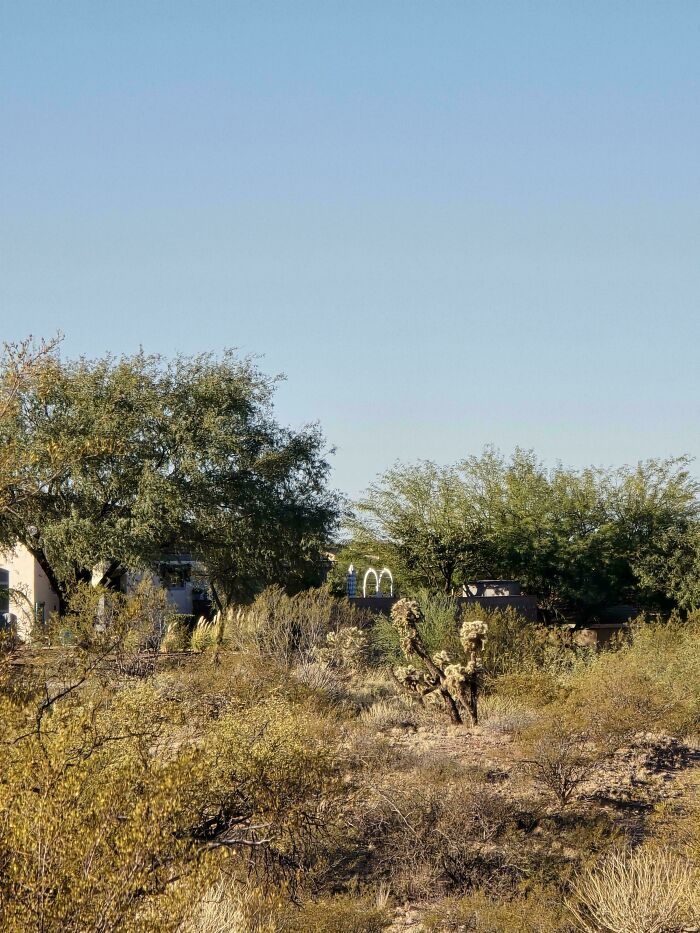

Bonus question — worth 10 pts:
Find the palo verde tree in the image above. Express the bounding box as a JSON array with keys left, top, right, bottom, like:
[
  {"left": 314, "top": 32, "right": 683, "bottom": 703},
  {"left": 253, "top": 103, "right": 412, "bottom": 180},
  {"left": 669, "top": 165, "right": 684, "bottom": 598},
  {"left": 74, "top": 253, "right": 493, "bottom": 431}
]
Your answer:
[
  {"left": 0, "top": 342, "right": 340, "bottom": 613},
  {"left": 352, "top": 448, "right": 700, "bottom": 617},
  {"left": 349, "top": 461, "right": 495, "bottom": 594}
]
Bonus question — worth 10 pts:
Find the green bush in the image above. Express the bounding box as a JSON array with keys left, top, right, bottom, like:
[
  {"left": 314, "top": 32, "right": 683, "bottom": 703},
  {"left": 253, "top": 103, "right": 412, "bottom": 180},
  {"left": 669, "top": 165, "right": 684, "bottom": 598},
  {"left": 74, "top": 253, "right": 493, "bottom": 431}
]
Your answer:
[
  {"left": 371, "top": 595, "right": 546, "bottom": 682},
  {"left": 231, "top": 586, "right": 371, "bottom": 669}
]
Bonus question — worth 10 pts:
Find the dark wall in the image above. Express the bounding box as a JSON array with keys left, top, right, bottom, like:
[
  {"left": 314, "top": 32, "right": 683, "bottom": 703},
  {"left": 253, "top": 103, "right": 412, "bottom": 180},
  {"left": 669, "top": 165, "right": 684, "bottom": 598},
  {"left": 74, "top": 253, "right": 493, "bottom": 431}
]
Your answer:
[{"left": 350, "top": 594, "right": 539, "bottom": 622}]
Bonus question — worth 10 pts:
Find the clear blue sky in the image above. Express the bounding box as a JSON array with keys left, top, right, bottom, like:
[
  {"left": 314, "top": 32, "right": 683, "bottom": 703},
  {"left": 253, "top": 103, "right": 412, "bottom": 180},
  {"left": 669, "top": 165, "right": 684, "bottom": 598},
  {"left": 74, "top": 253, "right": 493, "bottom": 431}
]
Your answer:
[{"left": 2, "top": 2, "right": 700, "bottom": 497}]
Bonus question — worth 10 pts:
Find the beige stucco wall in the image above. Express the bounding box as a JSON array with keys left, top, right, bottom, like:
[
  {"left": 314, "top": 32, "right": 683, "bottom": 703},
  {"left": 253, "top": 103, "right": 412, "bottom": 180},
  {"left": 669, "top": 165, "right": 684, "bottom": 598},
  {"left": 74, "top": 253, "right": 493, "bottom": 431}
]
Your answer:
[
  {"left": 0, "top": 547, "right": 197, "bottom": 642},
  {"left": 0, "top": 543, "right": 61, "bottom": 640}
]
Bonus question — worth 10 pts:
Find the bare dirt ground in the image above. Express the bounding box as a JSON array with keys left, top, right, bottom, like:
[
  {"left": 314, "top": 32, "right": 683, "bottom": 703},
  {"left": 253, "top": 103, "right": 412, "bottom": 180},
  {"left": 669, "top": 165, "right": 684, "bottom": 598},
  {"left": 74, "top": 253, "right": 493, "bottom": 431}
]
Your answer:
[{"left": 380, "top": 721, "right": 700, "bottom": 931}]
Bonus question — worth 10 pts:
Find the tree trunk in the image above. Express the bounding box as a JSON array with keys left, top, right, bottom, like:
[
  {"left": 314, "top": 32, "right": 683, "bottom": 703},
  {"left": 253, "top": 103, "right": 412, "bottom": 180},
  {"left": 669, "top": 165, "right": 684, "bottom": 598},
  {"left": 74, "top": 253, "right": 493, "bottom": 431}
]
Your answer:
[
  {"left": 442, "top": 563, "right": 455, "bottom": 594},
  {"left": 440, "top": 686, "right": 463, "bottom": 725}
]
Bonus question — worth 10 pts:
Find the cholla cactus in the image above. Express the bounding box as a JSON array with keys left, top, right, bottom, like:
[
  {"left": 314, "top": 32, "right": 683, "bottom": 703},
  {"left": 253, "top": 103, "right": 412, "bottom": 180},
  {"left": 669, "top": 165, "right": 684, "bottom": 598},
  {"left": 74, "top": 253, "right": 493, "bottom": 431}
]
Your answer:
[
  {"left": 394, "top": 664, "right": 428, "bottom": 693},
  {"left": 461, "top": 619, "right": 488, "bottom": 651},
  {"left": 432, "top": 650, "right": 452, "bottom": 667},
  {"left": 389, "top": 599, "right": 487, "bottom": 726},
  {"left": 390, "top": 598, "right": 423, "bottom": 658},
  {"left": 312, "top": 626, "right": 368, "bottom": 673}
]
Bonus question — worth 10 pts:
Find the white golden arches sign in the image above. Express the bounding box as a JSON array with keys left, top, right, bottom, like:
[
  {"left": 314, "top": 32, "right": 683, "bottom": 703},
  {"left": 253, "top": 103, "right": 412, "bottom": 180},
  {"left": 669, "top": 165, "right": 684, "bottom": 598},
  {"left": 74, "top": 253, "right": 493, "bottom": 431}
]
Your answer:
[
  {"left": 362, "top": 568, "right": 378, "bottom": 597},
  {"left": 362, "top": 566, "right": 394, "bottom": 597}
]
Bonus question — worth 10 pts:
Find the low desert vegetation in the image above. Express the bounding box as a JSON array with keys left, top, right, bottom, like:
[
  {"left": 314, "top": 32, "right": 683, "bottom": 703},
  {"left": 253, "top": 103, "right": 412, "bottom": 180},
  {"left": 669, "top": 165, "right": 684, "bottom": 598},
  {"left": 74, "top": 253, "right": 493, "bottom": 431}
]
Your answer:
[{"left": 1, "top": 585, "right": 699, "bottom": 932}]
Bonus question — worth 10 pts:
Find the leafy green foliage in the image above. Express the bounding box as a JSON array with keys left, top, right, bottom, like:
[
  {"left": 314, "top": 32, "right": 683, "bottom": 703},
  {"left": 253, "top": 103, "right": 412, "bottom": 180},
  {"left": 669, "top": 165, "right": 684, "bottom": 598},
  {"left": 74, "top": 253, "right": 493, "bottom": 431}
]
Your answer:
[
  {"left": 0, "top": 345, "right": 340, "bottom": 612},
  {"left": 351, "top": 448, "right": 700, "bottom": 616},
  {"left": 349, "top": 461, "right": 494, "bottom": 594}
]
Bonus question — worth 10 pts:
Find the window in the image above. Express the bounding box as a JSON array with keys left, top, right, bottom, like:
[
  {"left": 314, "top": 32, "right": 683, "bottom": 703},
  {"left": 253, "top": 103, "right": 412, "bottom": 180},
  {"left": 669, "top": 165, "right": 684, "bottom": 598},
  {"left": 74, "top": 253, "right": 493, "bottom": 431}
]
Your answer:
[{"left": 158, "top": 563, "right": 191, "bottom": 590}]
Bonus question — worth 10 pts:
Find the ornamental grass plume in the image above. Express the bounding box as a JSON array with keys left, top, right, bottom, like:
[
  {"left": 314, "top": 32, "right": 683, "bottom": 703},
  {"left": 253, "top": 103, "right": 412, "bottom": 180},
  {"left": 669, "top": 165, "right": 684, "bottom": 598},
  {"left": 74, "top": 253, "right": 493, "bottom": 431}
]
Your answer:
[{"left": 567, "top": 846, "right": 699, "bottom": 933}]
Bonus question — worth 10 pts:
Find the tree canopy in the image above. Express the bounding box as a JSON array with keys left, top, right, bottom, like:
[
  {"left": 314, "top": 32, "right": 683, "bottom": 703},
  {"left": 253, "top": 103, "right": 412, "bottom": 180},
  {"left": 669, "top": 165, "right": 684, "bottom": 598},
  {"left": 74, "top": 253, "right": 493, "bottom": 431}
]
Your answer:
[
  {"left": 349, "top": 448, "right": 700, "bottom": 618},
  {"left": 0, "top": 341, "right": 340, "bottom": 612}
]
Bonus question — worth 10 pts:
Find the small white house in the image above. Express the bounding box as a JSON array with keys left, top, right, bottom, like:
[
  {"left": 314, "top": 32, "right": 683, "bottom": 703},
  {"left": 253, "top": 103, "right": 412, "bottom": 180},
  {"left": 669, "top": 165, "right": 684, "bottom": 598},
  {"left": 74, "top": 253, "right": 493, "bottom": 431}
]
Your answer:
[{"left": 0, "top": 543, "right": 205, "bottom": 641}]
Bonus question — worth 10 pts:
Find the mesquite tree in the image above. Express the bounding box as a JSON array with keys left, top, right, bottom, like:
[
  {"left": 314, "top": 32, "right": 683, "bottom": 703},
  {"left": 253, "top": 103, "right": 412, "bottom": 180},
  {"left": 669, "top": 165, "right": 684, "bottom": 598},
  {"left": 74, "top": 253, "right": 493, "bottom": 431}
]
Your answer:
[
  {"left": 0, "top": 344, "right": 340, "bottom": 613},
  {"left": 390, "top": 598, "right": 487, "bottom": 726}
]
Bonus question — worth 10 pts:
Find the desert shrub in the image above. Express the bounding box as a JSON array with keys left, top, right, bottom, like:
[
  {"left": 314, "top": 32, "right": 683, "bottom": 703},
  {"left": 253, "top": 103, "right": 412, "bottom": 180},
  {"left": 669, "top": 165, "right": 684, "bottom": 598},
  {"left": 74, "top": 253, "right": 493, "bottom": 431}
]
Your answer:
[
  {"left": 231, "top": 586, "right": 371, "bottom": 668},
  {"left": 55, "top": 579, "right": 178, "bottom": 655},
  {"left": 282, "top": 893, "right": 391, "bottom": 933},
  {"left": 289, "top": 627, "right": 372, "bottom": 702},
  {"left": 567, "top": 845, "right": 700, "bottom": 933},
  {"left": 354, "top": 773, "right": 535, "bottom": 899},
  {"left": 519, "top": 712, "right": 614, "bottom": 808},
  {"left": 466, "top": 605, "right": 546, "bottom": 681},
  {"left": 339, "top": 669, "right": 397, "bottom": 712},
  {"left": 512, "top": 619, "right": 700, "bottom": 809},
  {"left": 564, "top": 614, "right": 700, "bottom": 739},
  {"left": 414, "top": 591, "right": 464, "bottom": 655},
  {"left": 0, "top": 680, "right": 206, "bottom": 932},
  {"left": 0, "top": 628, "right": 349, "bottom": 929},
  {"left": 292, "top": 658, "right": 349, "bottom": 698},
  {"left": 651, "top": 791, "right": 700, "bottom": 865},
  {"left": 189, "top": 695, "right": 344, "bottom": 887},
  {"left": 423, "top": 888, "right": 573, "bottom": 932},
  {"left": 490, "top": 670, "right": 564, "bottom": 709}
]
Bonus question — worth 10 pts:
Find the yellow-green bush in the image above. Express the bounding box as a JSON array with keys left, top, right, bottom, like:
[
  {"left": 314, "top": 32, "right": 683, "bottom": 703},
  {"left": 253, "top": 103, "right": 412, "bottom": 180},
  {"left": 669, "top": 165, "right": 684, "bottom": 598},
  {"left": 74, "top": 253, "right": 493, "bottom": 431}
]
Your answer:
[
  {"left": 283, "top": 894, "right": 391, "bottom": 933},
  {"left": 0, "top": 681, "right": 205, "bottom": 932},
  {"left": 231, "top": 586, "right": 371, "bottom": 668},
  {"left": 422, "top": 889, "right": 573, "bottom": 932},
  {"left": 189, "top": 695, "right": 343, "bottom": 884},
  {"left": 564, "top": 614, "right": 700, "bottom": 739},
  {"left": 0, "top": 639, "right": 347, "bottom": 930}
]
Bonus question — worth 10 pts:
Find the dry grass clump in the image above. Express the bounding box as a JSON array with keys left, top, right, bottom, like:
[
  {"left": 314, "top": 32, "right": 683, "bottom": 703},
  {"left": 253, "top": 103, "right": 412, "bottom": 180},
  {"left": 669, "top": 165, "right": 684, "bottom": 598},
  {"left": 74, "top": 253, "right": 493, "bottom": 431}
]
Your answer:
[
  {"left": 422, "top": 888, "right": 573, "bottom": 932},
  {"left": 180, "top": 882, "right": 392, "bottom": 933},
  {"left": 160, "top": 617, "right": 191, "bottom": 653},
  {"left": 282, "top": 892, "right": 392, "bottom": 933},
  {"left": 478, "top": 694, "right": 538, "bottom": 735},
  {"left": 179, "top": 880, "right": 279, "bottom": 933},
  {"left": 359, "top": 697, "right": 419, "bottom": 731},
  {"left": 567, "top": 846, "right": 700, "bottom": 933}
]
